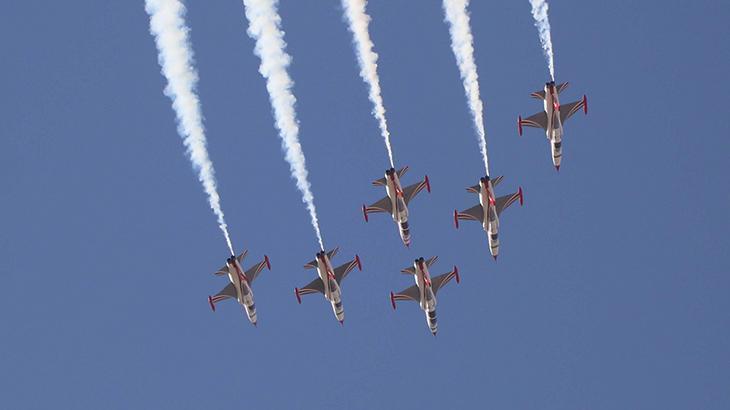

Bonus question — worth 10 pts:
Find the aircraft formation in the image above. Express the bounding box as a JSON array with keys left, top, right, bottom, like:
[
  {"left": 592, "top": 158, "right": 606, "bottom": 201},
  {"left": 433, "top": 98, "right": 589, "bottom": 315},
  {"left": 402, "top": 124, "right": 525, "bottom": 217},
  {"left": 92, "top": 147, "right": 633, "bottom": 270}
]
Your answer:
[
  {"left": 146, "top": 0, "right": 588, "bottom": 335},
  {"left": 205, "top": 76, "right": 587, "bottom": 335}
]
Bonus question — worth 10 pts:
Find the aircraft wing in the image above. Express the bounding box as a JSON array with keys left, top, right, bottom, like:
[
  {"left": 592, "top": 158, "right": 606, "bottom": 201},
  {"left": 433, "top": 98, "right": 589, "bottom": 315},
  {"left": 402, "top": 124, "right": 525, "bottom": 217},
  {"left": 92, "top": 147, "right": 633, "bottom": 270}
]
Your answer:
[
  {"left": 431, "top": 266, "right": 460, "bottom": 295},
  {"left": 304, "top": 247, "right": 340, "bottom": 269},
  {"left": 297, "top": 277, "right": 325, "bottom": 297},
  {"left": 466, "top": 184, "right": 480, "bottom": 193},
  {"left": 495, "top": 189, "right": 523, "bottom": 217},
  {"left": 392, "top": 284, "right": 420, "bottom": 303},
  {"left": 396, "top": 166, "right": 409, "bottom": 178},
  {"left": 334, "top": 255, "right": 361, "bottom": 284},
  {"left": 365, "top": 196, "right": 393, "bottom": 215},
  {"left": 520, "top": 111, "right": 548, "bottom": 130},
  {"left": 559, "top": 96, "right": 587, "bottom": 124},
  {"left": 556, "top": 82, "right": 570, "bottom": 94},
  {"left": 209, "top": 282, "right": 237, "bottom": 310},
  {"left": 456, "top": 204, "right": 484, "bottom": 224},
  {"left": 245, "top": 255, "right": 271, "bottom": 283},
  {"left": 402, "top": 177, "right": 430, "bottom": 206},
  {"left": 530, "top": 90, "right": 546, "bottom": 100}
]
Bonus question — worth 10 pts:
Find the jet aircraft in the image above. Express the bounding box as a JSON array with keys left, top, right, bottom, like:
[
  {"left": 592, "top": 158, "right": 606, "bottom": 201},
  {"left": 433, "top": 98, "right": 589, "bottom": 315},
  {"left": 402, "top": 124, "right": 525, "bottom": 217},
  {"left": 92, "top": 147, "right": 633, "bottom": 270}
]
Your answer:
[
  {"left": 295, "top": 247, "right": 362, "bottom": 325},
  {"left": 363, "top": 166, "right": 430, "bottom": 247},
  {"left": 208, "top": 250, "right": 271, "bottom": 326},
  {"left": 454, "top": 175, "right": 523, "bottom": 259},
  {"left": 518, "top": 81, "right": 588, "bottom": 170},
  {"left": 390, "top": 256, "right": 460, "bottom": 335}
]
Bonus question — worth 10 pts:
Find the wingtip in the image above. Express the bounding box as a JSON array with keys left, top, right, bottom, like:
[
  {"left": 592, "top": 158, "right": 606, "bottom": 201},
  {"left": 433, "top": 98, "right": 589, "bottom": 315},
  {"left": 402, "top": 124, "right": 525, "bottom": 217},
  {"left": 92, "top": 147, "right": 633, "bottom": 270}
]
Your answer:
[
  {"left": 518, "top": 187, "right": 524, "bottom": 206},
  {"left": 362, "top": 204, "right": 369, "bottom": 222},
  {"left": 454, "top": 266, "right": 460, "bottom": 284},
  {"left": 453, "top": 210, "right": 459, "bottom": 229},
  {"left": 583, "top": 94, "right": 588, "bottom": 114},
  {"left": 518, "top": 116, "right": 523, "bottom": 136},
  {"left": 425, "top": 175, "right": 431, "bottom": 193},
  {"left": 390, "top": 291, "right": 397, "bottom": 310},
  {"left": 264, "top": 255, "right": 271, "bottom": 270},
  {"left": 355, "top": 254, "right": 362, "bottom": 271},
  {"left": 208, "top": 296, "right": 216, "bottom": 312},
  {"left": 295, "top": 288, "right": 302, "bottom": 304}
]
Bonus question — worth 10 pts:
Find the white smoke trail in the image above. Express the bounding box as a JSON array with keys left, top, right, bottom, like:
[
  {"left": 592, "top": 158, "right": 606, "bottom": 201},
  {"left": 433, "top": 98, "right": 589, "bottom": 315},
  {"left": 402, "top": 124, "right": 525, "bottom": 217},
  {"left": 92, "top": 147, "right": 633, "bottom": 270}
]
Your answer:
[
  {"left": 341, "top": 0, "right": 395, "bottom": 169},
  {"left": 529, "top": 0, "right": 555, "bottom": 81},
  {"left": 442, "top": 0, "right": 490, "bottom": 176},
  {"left": 145, "top": 0, "right": 235, "bottom": 255},
  {"left": 242, "top": 0, "right": 325, "bottom": 250}
]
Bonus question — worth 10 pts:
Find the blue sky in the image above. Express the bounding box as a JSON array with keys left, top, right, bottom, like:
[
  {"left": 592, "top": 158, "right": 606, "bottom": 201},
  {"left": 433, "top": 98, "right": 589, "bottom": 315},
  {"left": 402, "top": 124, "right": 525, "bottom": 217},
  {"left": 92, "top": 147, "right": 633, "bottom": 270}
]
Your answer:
[{"left": 1, "top": 0, "right": 729, "bottom": 408}]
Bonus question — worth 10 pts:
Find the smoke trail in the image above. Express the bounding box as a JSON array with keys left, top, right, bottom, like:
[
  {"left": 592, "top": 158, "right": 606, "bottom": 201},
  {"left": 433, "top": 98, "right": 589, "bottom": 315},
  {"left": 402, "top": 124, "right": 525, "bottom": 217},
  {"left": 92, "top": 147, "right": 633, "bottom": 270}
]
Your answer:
[
  {"left": 145, "top": 0, "right": 235, "bottom": 255},
  {"left": 529, "top": 0, "right": 555, "bottom": 81},
  {"left": 442, "top": 0, "right": 490, "bottom": 176},
  {"left": 341, "top": 0, "right": 395, "bottom": 168},
  {"left": 241, "top": 0, "right": 325, "bottom": 250}
]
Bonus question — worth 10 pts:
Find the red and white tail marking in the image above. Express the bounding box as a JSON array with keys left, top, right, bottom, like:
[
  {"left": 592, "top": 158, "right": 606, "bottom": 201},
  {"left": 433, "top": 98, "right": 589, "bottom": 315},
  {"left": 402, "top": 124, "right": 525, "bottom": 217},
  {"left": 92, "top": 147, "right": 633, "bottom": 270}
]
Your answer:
[
  {"left": 355, "top": 255, "right": 362, "bottom": 271},
  {"left": 264, "top": 255, "right": 271, "bottom": 271},
  {"left": 454, "top": 266, "right": 461, "bottom": 284},
  {"left": 425, "top": 175, "right": 431, "bottom": 193},
  {"left": 583, "top": 95, "right": 588, "bottom": 114},
  {"left": 518, "top": 187, "right": 524, "bottom": 206},
  {"left": 362, "top": 204, "right": 369, "bottom": 222}
]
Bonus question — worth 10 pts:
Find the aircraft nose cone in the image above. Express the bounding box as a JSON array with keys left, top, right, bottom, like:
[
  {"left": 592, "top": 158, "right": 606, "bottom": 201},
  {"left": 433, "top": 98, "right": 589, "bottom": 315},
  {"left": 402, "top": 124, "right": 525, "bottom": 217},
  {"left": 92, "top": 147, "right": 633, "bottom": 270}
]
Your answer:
[
  {"left": 493, "top": 254, "right": 498, "bottom": 261},
  {"left": 339, "top": 320, "right": 344, "bottom": 326},
  {"left": 555, "top": 164, "right": 560, "bottom": 172}
]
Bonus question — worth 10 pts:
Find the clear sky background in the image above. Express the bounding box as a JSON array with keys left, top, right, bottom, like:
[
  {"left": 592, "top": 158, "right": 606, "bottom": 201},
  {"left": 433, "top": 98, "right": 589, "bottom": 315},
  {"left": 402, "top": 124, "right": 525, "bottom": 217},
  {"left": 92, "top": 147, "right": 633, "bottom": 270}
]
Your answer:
[{"left": 1, "top": 1, "right": 729, "bottom": 408}]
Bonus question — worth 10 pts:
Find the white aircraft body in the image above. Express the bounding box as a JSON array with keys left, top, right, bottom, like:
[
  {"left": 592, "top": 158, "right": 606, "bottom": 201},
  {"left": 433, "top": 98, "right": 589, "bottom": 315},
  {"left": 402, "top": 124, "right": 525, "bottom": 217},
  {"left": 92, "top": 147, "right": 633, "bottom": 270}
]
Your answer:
[
  {"left": 518, "top": 81, "right": 588, "bottom": 170},
  {"left": 295, "top": 247, "right": 362, "bottom": 325},
  {"left": 455, "top": 175, "right": 523, "bottom": 259},
  {"left": 363, "top": 166, "right": 430, "bottom": 247},
  {"left": 390, "top": 256, "right": 460, "bottom": 335},
  {"left": 208, "top": 250, "right": 271, "bottom": 326}
]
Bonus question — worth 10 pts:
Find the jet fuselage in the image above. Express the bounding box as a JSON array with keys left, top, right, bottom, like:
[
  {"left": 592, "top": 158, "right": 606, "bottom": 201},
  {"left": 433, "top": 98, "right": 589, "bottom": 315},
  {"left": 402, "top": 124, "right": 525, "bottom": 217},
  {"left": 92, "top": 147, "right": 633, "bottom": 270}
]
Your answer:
[
  {"left": 412, "top": 258, "right": 438, "bottom": 335},
  {"left": 315, "top": 252, "right": 345, "bottom": 323},
  {"left": 383, "top": 168, "right": 411, "bottom": 246},
  {"left": 226, "top": 257, "right": 258, "bottom": 325},
  {"left": 543, "top": 82, "right": 564, "bottom": 168},
  {"left": 478, "top": 177, "right": 501, "bottom": 258}
]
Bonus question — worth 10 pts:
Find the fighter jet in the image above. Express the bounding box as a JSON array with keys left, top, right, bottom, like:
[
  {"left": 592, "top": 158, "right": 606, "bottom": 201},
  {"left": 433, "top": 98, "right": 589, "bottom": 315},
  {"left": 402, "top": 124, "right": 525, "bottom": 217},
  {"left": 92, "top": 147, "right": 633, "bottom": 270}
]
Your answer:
[
  {"left": 295, "top": 247, "right": 362, "bottom": 325},
  {"left": 390, "top": 256, "right": 460, "bottom": 335},
  {"left": 454, "top": 175, "right": 523, "bottom": 259},
  {"left": 208, "top": 250, "right": 271, "bottom": 326},
  {"left": 518, "top": 81, "right": 588, "bottom": 170},
  {"left": 362, "top": 166, "right": 431, "bottom": 247}
]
